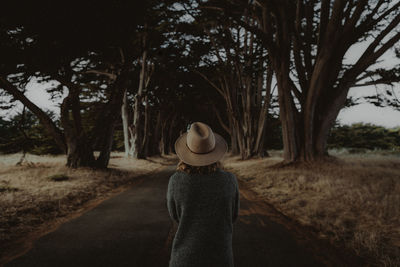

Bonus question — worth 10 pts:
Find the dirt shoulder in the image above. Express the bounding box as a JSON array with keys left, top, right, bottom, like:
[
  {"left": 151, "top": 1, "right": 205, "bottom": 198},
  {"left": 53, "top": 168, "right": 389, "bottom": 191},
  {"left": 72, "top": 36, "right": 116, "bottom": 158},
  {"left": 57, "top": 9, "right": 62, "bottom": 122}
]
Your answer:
[
  {"left": 223, "top": 153, "right": 400, "bottom": 266},
  {"left": 237, "top": 179, "right": 365, "bottom": 266},
  {"left": 0, "top": 153, "right": 178, "bottom": 263}
]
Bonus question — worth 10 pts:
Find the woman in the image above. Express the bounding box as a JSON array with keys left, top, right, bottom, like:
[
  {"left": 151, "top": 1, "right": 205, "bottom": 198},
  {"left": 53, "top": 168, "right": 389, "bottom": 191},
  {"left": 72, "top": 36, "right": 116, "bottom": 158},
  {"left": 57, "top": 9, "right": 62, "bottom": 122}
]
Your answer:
[{"left": 167, "top": 122, "right": 240, "bottom": 267}]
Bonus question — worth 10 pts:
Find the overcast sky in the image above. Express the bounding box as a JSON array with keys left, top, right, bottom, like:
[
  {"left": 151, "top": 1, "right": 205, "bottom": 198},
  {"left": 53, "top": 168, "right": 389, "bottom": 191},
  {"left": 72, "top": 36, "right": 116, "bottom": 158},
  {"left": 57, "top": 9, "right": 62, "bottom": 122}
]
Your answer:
[{"left": 1, "top": 41, "right": 400, "bottom": 128}]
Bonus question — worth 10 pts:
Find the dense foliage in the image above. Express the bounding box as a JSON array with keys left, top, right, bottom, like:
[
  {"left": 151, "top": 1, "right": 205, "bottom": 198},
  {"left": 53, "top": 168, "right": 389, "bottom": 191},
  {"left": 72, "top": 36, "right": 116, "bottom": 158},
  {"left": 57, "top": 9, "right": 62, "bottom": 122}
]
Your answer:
[
  {"left": 0, "top": 110, "right": 62, "bottom": 154},
  {"left": 328, "top": 123, "right": 400, "bottom": 150},
  {"left": 0, "top": 0, "right": 399, "bottom": 166}
]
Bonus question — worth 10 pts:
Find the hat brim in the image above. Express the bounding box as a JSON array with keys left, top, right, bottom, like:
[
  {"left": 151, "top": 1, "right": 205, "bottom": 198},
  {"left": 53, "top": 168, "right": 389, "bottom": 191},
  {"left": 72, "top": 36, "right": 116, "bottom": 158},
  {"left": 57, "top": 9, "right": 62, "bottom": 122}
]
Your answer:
[{"left": 175, "top": 132, "right": 228, "bottom": 166}]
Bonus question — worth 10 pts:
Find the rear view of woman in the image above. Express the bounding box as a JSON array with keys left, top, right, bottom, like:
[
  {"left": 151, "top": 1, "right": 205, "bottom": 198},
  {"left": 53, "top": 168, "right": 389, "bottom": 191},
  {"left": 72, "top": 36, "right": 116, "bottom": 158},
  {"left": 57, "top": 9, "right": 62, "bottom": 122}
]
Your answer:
[{"left": 167, "top": 122, "right": 240, "bottom": 267}]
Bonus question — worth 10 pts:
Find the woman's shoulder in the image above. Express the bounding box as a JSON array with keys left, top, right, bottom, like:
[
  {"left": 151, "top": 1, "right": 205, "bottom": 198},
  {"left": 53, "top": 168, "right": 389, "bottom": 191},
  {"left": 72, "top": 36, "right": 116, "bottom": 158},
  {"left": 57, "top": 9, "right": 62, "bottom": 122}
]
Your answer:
[
  {"left": 217, "top": 169, "right": 236, "bottom": 177},
  {"left": 169, "top": 170, "right": 188, "bottom": 182},
  {"left": 170, "top": 169, "right": 237, "bottom": 182},
  {"left": 216, "top": 169, "right": 238, "bottom": 184}
]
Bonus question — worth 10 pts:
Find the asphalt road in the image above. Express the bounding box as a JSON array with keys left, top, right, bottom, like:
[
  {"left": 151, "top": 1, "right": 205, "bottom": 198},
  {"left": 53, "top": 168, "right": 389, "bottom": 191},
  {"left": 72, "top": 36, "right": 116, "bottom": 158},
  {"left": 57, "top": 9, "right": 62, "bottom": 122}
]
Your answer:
[{"left": 5, "top": 166, "right": 359, "bottom": 267}]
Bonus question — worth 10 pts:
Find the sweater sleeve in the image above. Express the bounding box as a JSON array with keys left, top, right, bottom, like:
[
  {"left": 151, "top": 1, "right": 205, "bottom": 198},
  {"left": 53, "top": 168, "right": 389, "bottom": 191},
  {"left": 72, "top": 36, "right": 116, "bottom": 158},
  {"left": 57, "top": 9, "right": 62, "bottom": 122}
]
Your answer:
[
  {"left": 167, "top": 174, "right": 179, "bottom": 223},
  {"left": 232, "top": 174, "right": 240, "bottom": 223}
]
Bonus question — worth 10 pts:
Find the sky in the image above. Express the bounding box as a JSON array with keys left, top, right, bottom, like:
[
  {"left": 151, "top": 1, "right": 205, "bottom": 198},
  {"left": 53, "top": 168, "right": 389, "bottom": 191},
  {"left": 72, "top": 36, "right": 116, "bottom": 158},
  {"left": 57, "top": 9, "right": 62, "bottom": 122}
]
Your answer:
[
  {"left": 1, "top": 41, "right": 400, "bottom": 128},
  {"left": 336, "top": 39, "right": 400, "bottom": 128}
]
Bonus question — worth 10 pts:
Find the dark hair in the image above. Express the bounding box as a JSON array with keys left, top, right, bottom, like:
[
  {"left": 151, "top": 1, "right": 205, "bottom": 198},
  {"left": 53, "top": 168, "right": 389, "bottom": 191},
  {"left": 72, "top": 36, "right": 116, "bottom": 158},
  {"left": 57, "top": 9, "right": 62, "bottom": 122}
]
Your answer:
[{"left": 177, "top": 160, "right": 222, "bottom": 175}]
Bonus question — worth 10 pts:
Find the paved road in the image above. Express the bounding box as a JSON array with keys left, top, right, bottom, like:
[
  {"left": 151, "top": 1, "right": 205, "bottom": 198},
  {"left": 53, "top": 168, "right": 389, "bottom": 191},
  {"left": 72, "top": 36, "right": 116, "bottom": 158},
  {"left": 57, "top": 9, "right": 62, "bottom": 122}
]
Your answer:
[{"left": 5, "top": 166, "right": 358, "bottom": 267}]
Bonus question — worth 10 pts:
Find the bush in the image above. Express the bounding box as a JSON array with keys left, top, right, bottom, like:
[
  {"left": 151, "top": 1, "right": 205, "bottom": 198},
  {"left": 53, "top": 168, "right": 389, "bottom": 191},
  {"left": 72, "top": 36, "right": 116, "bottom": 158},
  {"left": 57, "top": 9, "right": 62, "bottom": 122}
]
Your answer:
[{"left": 328, "top": 123, "right": 400, "bottom": 151}]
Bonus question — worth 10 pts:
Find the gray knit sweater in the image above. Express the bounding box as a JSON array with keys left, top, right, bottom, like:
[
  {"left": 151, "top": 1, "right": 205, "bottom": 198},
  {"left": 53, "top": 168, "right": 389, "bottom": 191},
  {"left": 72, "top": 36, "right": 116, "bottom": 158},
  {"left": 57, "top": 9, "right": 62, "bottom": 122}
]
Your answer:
[{"left": 166, "top": 169, "right": 240, "bottom": 267}]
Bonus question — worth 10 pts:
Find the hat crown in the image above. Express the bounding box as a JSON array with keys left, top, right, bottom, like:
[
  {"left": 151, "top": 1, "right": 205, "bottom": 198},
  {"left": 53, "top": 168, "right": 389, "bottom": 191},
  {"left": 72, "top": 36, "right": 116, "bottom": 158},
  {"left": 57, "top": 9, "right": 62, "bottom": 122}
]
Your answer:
[{"left": 186, "top": 122, "right": 216, "bottom": 154}]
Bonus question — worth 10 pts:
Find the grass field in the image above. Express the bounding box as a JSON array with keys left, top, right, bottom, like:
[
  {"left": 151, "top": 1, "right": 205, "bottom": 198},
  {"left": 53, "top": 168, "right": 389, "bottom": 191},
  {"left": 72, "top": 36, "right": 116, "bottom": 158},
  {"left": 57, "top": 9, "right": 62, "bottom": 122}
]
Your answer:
[{"left": 224, "top": 150, "right": 400, "bottom": 266}]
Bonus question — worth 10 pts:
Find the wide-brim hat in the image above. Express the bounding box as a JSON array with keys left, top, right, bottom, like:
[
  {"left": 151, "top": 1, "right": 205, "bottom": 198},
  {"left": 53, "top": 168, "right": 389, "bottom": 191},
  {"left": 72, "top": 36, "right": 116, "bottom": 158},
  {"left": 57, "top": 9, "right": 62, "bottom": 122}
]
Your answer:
[{"left": 175, "top": 122, "right": 228, "bottom": 166}]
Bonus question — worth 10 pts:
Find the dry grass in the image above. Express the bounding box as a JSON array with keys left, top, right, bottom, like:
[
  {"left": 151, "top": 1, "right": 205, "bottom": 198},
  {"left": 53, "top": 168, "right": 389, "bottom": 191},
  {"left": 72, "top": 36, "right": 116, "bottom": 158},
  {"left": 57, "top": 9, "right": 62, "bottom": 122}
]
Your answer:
[
  {"left": 223, "top": 152, "right": 400, "bottom": 266},
  {"left": 0, "top": 152, "right": 177, "bottom": 259}
]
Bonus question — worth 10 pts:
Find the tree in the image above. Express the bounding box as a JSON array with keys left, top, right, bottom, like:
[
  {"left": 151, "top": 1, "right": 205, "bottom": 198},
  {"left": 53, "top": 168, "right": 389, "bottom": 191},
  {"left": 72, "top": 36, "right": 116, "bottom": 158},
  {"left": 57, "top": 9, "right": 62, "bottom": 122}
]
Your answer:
[
  {"left": 0, "top": 1, "right": 151, "bottom": 168},
  {"left": 236, "top": 0, "right": 400, "bottom": 162},
  {"left": 119, "top": 4, "right": 190, "bottom": 158},
  {"left": 0, "top": 109, "right": 62, "bottom": 156},
  {"left": 180, "top": 1, "right": 275, "bottom": 159}
]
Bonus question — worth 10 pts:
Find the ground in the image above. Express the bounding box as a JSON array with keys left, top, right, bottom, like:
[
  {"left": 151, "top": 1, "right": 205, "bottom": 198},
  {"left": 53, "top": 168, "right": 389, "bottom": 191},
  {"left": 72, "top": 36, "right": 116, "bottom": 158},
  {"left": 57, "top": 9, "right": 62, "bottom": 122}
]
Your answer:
[
  {"left": 224, "top": 150, "right": 400, "bottom": 266},
  {"left": 0, "top": 151, "right": 399, "bottom": 266},
  {"left": 0, "top": 153, "right": 177, "bottom": 263},
  {"left": 2, "top": 164, "right": 362, "bottom": 267}
]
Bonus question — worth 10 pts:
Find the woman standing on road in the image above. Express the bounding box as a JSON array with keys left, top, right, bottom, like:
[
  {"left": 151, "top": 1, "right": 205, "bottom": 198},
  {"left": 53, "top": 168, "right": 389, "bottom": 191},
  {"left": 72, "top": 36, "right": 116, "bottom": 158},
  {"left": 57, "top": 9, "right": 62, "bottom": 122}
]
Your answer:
[{"left": 166, "top": 122, "right": 240, "bottom": 267}]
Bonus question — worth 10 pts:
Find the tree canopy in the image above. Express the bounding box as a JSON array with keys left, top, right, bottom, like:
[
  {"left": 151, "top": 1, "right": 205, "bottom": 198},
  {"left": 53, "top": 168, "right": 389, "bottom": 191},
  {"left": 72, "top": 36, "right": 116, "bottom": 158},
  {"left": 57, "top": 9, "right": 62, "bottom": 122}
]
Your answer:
[
  {"left": 1, "top": 0, "right": 399, "bottom": 167},
  {"left": 228, "top": 0, "right": 400, "bottom": 162}
]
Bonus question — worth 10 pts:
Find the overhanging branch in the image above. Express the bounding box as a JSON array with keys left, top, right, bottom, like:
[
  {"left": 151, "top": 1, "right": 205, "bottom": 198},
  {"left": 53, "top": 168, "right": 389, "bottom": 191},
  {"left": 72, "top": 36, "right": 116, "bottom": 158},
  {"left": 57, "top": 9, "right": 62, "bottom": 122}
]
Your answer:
[{"left": 0, "top": 76, "right": 66, "bottom": 153}]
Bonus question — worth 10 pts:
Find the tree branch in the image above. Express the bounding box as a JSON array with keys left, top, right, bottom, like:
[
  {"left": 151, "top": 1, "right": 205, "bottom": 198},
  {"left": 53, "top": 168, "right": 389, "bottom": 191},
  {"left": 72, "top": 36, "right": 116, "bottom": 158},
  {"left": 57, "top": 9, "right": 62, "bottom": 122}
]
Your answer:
[
  {"left": 320, "top": 0, "right": 346, "bottom": 49},
  {"left": 317, "top": 0, "right": 331, "bottom": 52},
  {"left": 360, "top": 1, "right": 400, "bottom": 35},
  {"left": 194, "top": 70, "right": 225, "bottom": 96},
  {"left": 356, "top": 29, "right": 400, "bottom": 75},
  {"left": 354, "top": 5, "right": 400, "bottom": 50},
  {"left": 213, "top": 106, "right": 230, "bottom": 134},
  {"left": 303, "top": 0, "right": 314, "bottom": 80},
  {"left": 343, "top": 0, "right": 367, "bottom": 32},
  {"left": 85, "top": 70, "right": 117, "bottom": 80},
  {"left": 0, "top": 76, "right": 66, "bottom": 153},
  {"left": 236, "top": 6, "right": 277, "bottom": 57},
  {"left": 55, "top": 75, "right": 84, "bottom": 134},
  {"left": 293, "top": 0, "right": 308, "bottom": 92},
  {"left": 199, "top": 6, "right": 225, "bottom": 12},
  {"left": 352, "top": 81, "right": 398, "bottom": 88},
  {"left": 289, "top": 78, "right": 303, "bottom": 104}
]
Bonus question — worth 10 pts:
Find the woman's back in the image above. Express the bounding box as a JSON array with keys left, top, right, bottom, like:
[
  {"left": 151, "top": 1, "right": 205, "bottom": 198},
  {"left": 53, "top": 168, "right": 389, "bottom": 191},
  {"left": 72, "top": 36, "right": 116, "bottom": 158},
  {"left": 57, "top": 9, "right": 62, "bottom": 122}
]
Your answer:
[{"left": 167, "top": 169, "right": 239, "bottom": 267}]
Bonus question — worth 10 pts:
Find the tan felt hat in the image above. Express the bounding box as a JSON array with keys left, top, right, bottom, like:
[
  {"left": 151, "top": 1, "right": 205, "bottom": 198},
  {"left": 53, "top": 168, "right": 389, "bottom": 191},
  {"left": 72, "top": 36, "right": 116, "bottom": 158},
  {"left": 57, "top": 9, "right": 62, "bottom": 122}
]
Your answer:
[{"left": 175, "top": 122, "right": 228, "bottom": 166}]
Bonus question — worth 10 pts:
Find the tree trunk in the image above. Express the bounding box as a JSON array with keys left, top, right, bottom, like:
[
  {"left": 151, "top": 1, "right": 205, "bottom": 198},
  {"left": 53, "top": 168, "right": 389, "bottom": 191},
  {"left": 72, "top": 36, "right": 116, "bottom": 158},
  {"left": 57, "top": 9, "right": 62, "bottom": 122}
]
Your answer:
[
  {"left": 275, "top": 75, "right": 350, "bottom": 163},
  {"left": 160, "top": 114, "right": 169, "bottom": 156},
  {"left": 314, "top": 86, "right": 350, "bottom": 157},
  {"left": 131, "top": 47, "right": 147, "bottom": 159},
  {"left": 95, "top": 76, "right": 129, "bottom": 167},
  {"left": 256, "top": 119, "right": 269, "bottom": 157},
  {"left": 229, "top": 116, "right": 239, "bottom": 155},
  {"left": 142, "top": 95, "right": 150, "bottom": 157},
  {"left": 167, "top": 114, "right": 177, "bottom": 154},
  {"left": 275, "top": 69, "right": 302, "bottom": 163},
  {"left": 150, "top": 110, "right": 162, "bottom": 156},
  {"left": 160, "top": 123, "right": 166, "bottom": 156},
  {"left": 132, "top": 100, "right": 144, "bottom": 158},
  {"left": 96, "top": 125, "right": 116, "bottom": 168},
  {"left": 132, "top": 94, "right": 145, "bottom": 159},
  {"left": 60, "top": 93, "right": 95, "bottom": 168},
  {"left": 121, "top": 89, "right": 130, "bottom": 157},
  {"left": 235, "top": 120, "right": 246, "bottom": 159},
  {"left": 86, "top": 64, "right": 130, "bottom": 168},
  {"left": 65, "top": 135, "right": 95, "bottom": 168}
]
